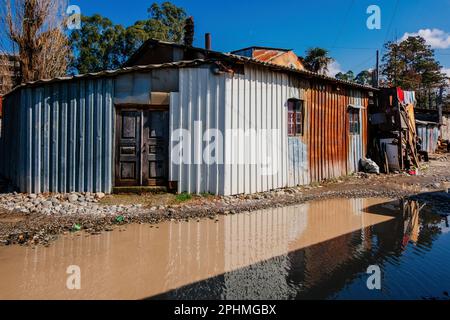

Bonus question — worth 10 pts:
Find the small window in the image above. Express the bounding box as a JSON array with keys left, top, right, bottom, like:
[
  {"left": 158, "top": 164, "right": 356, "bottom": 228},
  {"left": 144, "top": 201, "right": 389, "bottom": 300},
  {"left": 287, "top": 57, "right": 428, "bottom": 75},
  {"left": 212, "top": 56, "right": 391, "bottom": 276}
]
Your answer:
[
  {"left": 349, "top": 109, "right": 360, "bottom": 135},
  {"left": 288, "top": 99, "right": 304, "bottom": 136}
]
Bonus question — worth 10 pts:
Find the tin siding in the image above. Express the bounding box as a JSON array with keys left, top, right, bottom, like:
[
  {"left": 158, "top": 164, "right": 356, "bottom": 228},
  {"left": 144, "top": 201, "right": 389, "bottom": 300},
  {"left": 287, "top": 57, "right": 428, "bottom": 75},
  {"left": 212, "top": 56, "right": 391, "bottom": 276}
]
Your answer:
[
  {"left": 307, "top": 84, "right": 368, "bottom": 183},
  {"left": 170, "top": 65, "right": 369, "bottom": 196},
  {"left": 0, "top": 79, "right": 114, "bottom": 193},
  {"left": 170, "top": 66, "right": 227, "bottom": 195},
  {"left": 225, "top": 66, "right": 301, "bottom": 195},
  {"left": 417, "top": 124, "right": 440, "bottom": 154},
  {"left": 348, "top": 90, "right": 367, "bottom": 174}
]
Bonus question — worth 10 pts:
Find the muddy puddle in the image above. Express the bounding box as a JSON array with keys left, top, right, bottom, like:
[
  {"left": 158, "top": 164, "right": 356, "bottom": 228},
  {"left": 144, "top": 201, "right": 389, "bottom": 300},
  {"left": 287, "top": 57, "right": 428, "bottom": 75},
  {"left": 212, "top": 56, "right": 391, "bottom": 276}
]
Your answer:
[{"left": 0, "top": 197, "right": 449, "bottom": 300}]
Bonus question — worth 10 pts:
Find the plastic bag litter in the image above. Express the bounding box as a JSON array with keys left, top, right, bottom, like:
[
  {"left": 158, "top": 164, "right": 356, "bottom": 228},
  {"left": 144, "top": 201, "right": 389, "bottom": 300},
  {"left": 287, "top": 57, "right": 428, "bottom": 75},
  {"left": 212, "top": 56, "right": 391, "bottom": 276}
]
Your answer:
[{"left": 360, "top": 158, "right": 380, "bottom": 174}]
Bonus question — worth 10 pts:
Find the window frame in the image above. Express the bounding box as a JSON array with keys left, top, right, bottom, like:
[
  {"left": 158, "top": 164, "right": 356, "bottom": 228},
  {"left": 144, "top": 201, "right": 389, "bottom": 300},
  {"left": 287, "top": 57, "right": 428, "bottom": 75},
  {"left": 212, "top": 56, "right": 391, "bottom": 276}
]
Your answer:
[
  {"left": 288, "top": 99, "right": 304, "bottom": 137},
  {"left": 348, "top": 108, "right": 361, "bottom": 135}
]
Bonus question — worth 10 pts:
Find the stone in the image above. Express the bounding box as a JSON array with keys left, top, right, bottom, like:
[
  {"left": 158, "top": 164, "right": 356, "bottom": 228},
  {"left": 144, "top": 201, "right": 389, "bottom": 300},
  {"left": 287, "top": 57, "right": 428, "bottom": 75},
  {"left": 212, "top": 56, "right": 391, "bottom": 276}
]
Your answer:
[
  {"left": 95, "top": 192, "right": 106, "bottom": 200},
  {"left": 42, "top": 201, "right": 53, "bottom": 208},
  {"left": 68, "top": 194, "right": 78, "bottom": 203}
]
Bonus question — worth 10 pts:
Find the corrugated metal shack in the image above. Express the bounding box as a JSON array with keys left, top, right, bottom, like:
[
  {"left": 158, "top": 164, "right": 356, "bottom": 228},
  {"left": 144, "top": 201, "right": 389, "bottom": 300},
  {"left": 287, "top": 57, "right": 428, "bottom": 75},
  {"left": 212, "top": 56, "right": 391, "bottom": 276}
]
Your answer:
[
  {"left": 0, "top": 39, "right": 375, "bottom": 195},
  {"left": 368, "top": 87, "right": 421, "bottom": 172},
  {"left": 416, "top": 120, "right": 441, "bottom": 154}
]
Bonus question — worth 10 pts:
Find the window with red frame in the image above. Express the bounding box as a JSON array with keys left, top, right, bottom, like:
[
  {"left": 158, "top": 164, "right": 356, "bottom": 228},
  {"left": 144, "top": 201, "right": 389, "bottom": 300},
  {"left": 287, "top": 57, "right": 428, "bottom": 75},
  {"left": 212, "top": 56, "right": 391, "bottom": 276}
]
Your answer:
[{"left": 288, "top": 99, "right": 304, "bottom": 136}]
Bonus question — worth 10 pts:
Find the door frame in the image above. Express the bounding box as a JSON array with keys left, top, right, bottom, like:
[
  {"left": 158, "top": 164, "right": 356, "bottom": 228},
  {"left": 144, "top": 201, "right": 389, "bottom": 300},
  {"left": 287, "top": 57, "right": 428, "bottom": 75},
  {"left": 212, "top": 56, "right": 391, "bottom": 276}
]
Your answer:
[{"left": 114, "top": 104, "right": 169, "bottom": 188}]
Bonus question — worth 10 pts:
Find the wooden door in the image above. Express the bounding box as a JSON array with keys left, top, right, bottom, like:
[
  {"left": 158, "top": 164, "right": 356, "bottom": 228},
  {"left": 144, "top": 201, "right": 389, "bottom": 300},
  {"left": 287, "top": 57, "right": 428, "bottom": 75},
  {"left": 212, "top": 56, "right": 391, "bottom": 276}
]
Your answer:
[
  {"left": 116, "top": 110, "right": 141, "bottom": 186},
  {"left": 115, "top": 108, "right": 169, "bottom": 187},
  {"left": 142, "top": 110, "right": 169, "bottom": 186}
]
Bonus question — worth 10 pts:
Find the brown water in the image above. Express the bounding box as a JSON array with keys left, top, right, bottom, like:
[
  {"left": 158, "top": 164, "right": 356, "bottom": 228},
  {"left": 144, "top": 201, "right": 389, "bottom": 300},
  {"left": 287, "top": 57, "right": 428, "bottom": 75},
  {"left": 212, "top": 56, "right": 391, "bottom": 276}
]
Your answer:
[{"left": 0, "top": 197, "right": 449, "bottom": 300}]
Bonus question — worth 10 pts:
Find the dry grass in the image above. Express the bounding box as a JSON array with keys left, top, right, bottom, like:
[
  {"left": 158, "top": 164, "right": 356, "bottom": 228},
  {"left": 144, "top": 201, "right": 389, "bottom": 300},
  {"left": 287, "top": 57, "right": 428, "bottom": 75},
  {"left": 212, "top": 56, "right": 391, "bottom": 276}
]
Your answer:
[{"left": 98, "top": 193, "right": 217, "bottom": 208}]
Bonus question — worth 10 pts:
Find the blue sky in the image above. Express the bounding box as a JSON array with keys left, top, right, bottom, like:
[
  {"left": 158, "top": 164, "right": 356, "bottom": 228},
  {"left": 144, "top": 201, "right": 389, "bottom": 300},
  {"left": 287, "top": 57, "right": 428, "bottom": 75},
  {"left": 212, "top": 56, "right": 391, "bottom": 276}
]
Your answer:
[{"left": 71, "top": 0, "right": 450, "bottom": 76}]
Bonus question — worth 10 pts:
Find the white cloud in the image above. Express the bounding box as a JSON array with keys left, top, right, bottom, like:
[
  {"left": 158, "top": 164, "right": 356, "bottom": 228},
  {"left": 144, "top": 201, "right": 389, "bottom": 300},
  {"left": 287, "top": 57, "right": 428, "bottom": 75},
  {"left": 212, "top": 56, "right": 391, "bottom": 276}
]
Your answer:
[
  {"left": 326, "top": 61, "right": 343, "bottom": 77},
  {"left": 443, "top": 67, "right": 450, "bottom": 78},
  {"left": 401, "top": 28, "right": 450, "bottom": 49}
]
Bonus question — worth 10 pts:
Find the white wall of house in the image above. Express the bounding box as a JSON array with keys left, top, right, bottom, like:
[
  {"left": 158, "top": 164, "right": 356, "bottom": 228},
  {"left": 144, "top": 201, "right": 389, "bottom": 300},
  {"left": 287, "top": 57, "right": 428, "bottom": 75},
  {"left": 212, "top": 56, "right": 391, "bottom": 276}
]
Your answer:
[
  {"left": 170, "top": 65, "right": 302, "bottom": 195},
  {"left": 223, "top": 65, "right": 301, "bottom": 195}
]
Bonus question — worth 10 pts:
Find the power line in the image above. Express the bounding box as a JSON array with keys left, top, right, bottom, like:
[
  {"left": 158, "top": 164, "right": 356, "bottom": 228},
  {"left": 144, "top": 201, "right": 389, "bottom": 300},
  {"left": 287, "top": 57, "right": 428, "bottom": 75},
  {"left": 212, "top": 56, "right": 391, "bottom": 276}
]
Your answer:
[
  {"left": 348, "top": 55, "right": 376, "bottom": 73},
  {"left": 331, "top": 0, "right": 356, "bottom": 48},
  {"left": 381, "top": 0, "right": 400, "bottom": 58}
]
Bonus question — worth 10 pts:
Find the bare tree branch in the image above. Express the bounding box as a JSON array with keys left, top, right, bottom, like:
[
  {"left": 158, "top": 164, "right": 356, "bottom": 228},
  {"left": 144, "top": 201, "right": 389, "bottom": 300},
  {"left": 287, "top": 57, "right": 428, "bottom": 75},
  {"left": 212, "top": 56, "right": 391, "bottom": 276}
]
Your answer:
[{"left": 1, "top": 0, "right": 70, "bottom": 90}]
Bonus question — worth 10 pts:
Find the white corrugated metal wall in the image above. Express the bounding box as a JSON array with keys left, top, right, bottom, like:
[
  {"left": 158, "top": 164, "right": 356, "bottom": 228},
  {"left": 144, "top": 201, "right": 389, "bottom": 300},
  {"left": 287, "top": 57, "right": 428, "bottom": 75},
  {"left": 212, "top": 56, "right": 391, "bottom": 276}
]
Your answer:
[
  {"left": 169, "top": 66, "right": 227, "bottom": 194},
  {"left": 224, "top": 66, "right": 301, "bottom": 195},
  {"left": 348, "top": 91, "right": 365, "bottom": 173},
  {"left": 1, "top": 79, "right": 114, "bottom": 194},
  {"left": 170, "top": 65, "right": 302, "bottom": 195}
]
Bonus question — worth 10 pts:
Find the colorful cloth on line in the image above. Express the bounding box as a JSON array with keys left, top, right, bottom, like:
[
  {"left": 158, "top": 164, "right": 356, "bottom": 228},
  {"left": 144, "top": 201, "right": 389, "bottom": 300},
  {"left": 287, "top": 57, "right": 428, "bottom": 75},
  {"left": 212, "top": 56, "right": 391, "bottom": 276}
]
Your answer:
[
  {"left": 403, "top": 91, "right": 416, "bottom": 105},
  {"left": 396, "top": 88, "right": 416, "bottom": 105},
  {"left": 397, "top": 88, "right": 405, "bottom": 103}
]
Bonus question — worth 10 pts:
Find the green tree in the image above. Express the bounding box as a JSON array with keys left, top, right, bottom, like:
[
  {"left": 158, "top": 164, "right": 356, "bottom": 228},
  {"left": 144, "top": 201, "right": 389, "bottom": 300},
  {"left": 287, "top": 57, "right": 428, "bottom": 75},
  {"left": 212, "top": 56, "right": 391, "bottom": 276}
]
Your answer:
[
  {"left": 335, "top": 70, "right": 355, "bottom": 82},
  {"left": 69, "top": 14, "right": 126, "bottom": 74},
  {"left": 123, "top": 2, "right": 188, "bottom": 52},
  {"left": 355, "top": 70, "right": 373, "bottom": 86},
  {"left": 303, "top": 48, "right": 334, "bottom": 75},
  {"left": 382, "top": 36, "right": 446, "bottom": 90},
  {"left": 69, "top": 2, "right": 187, "bottom": 74}
]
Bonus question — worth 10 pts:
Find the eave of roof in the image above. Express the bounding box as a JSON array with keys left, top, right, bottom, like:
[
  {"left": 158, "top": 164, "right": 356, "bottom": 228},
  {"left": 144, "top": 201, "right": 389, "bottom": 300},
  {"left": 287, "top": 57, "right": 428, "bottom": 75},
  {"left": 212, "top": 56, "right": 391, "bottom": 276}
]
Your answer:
[
  {"left": 220, "top": 52, "right": 376, "bottom": 91},
  {"left": 3, "top": 60, "right": 209, "bottom": 97},
  {"left": 416, "top": 119, "right": 441, "bottom": 126}
]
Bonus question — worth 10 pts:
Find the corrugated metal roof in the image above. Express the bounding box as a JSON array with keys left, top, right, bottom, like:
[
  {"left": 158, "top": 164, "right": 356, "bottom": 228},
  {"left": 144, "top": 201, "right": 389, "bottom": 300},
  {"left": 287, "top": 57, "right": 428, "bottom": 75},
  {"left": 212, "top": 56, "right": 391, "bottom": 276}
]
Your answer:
[
  {"left": 220, "top": 51, "right": 377, "bottom": 90},
  {"left": 416, "top": 119, "right": 440, "bottom": 126},
  {"left": 124, "top": 39, "right": 377, "bottom": 91},
  {"left": 4, "top": 40, "right": 377, "bottom": 96},
  {"left": 4, "top": 60, "right": 208, "bottom": 97},
  {"left": 230, "top": 46, "right": 293, "bottom": 53}
]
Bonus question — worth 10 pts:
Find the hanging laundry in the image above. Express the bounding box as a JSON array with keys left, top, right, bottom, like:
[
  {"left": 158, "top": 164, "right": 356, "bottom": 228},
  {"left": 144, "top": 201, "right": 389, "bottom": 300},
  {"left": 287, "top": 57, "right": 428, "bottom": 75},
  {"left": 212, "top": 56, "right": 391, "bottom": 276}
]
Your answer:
[
  {"left": 403, "top": 91, "right": 416, "bottom": 105},
  {"left": 397, "top": 88, "right": 405, "bottom": 104}
]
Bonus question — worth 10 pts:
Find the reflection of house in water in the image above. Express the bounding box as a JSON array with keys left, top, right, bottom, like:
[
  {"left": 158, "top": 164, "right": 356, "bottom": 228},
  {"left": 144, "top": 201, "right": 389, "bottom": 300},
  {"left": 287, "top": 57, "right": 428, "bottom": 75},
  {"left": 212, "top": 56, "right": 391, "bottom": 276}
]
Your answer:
[
  {"left": 401, "top": 199, "right": 422, "bottom": 245},
  {"left": 5, "top": 198, "right": 445, "bottom": 300},
  {"left": 160, "top": 198, "right": 399, "bottom": 299}
]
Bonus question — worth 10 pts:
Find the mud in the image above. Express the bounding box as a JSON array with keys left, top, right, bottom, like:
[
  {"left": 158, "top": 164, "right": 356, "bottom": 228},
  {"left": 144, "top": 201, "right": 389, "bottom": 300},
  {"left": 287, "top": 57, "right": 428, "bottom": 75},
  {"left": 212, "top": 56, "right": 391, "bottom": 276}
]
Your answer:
[{"left": 0, "top": 156, "right": 449, "bottom": 247}]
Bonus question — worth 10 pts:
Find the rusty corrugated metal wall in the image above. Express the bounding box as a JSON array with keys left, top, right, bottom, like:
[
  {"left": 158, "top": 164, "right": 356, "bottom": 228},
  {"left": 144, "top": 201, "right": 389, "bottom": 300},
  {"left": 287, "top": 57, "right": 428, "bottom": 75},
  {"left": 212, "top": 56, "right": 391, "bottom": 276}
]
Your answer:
[{"left": 307, "top": 82, "right": 368, "bottom": 183}]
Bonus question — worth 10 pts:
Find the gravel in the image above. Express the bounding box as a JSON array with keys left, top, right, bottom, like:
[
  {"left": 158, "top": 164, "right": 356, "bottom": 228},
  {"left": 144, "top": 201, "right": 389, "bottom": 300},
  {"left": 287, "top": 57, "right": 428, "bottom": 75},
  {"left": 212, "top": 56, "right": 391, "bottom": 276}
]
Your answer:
[{"left": 1, "top": 156, "right": 449, "bottom": 247}]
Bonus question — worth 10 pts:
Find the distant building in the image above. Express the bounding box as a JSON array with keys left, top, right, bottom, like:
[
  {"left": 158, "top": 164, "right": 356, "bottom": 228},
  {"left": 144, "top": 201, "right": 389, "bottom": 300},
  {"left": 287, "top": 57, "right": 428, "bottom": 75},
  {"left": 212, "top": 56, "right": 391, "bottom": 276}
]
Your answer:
[
  {"left": 231, "top": 46, "right": 305, "bottom": 71},
  {"left": 0, "top": 54, "right": 20, "bottom": 95}
]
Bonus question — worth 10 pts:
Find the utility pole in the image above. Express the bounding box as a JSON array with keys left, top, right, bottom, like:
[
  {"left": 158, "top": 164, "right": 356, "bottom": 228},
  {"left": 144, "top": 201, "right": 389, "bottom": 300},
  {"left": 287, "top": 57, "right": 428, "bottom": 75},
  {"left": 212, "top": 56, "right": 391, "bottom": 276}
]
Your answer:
[
  {"left": 438, "top": 86, "right": 444, "bottom": 124},
  {"left": 375, "top": 50, "right": 379, "bottom": 88}
]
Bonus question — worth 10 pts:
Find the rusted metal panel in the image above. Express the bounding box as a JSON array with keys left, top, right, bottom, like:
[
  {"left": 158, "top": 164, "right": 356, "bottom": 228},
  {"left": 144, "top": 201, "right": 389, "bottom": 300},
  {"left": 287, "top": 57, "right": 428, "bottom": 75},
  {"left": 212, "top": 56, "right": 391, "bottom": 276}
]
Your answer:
[{"left": 306, "top": 83, "right": 369, "bottom": 183}]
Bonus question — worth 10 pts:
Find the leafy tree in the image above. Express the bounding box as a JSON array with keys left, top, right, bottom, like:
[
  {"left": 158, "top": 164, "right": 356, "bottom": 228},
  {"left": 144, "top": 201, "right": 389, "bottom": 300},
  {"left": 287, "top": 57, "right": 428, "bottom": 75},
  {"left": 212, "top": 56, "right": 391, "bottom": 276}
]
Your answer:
[
  {"left": 69, "top": 14, "right": 126, "bottom": 74},
  {"left": 335, "top": 70, "right": 355, "bottom": 82},
  {"left": 355, "top": 70, "right": 373, "bottom": 86},
  {"left": 69, "top": 2, "right": 187, "bottom": 74},
  {"left": 146, "top": 2, "right": 187, "bottom": 43},
  {"left": 382, "top": 36, "right": 446, "bottom": 90},
  {"left": 303, "top": 47, "right": 334, "bottom": 75}
]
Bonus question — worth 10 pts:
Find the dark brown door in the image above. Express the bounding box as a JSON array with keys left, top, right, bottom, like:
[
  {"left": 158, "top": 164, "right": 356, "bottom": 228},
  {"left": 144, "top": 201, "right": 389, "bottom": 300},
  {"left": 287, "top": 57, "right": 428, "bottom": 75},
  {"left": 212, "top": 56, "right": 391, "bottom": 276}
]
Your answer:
[
  {"left": 142, "top": 110, "right": 169, "bottom": 186},
  {"left": 115, "top": 108, "right": 169, "bottom": 187},
  {"left": 116, "top": 110, "right": 141, "bottom": 186}
]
